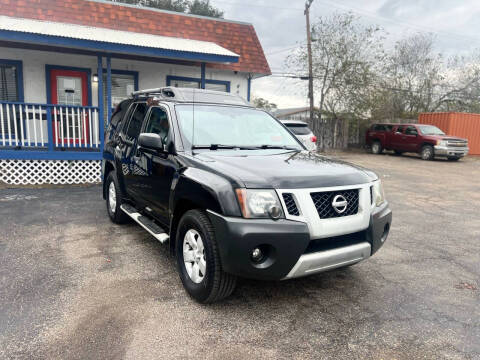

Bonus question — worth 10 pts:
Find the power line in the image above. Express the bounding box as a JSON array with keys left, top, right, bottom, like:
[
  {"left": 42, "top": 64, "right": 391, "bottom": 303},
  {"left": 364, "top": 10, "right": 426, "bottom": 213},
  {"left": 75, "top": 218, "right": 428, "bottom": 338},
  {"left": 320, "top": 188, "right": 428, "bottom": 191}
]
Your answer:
[{"left": 315, "top": 0, "right": 480, "bottom": 44}]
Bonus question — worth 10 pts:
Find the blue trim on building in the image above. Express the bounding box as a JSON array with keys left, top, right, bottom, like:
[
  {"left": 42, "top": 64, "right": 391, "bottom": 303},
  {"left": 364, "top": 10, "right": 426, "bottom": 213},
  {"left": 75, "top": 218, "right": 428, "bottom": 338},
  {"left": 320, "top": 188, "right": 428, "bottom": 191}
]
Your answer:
[
  {"left": 0, "top": 150, "right": 102, "bottom": 160},
  {"left": 166, "top": 75, "right": 231, "bottom": 93},
  {"left": 97, "top": 56, "right": 105, "bottom": 146},
  {"left": 45, "top": 64, "right": 92, "bottom": 106},
  {"left": 106, "top": 56, "right": 112, "bottom": 124},
  {"left": 200, "top": 63, "right": 206, "bottom": 89},
  {"left": 0, "top": 30, "right": 239, "bottom": 64},
  {"left": 247, "top": 75, "right": 252, "bottom": 102},
  {"left": 0, "top": 58, "right": 24, "bottom": 102}
]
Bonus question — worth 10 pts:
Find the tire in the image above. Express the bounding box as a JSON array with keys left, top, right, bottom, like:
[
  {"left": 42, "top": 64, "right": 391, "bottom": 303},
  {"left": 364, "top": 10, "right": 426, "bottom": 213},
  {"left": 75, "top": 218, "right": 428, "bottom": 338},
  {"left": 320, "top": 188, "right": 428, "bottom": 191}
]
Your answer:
[
  {"left": 448, "top": 156, "right": 460, "bottom": 161},
  {"left": 394, "top": 150, "right": 403, "bottom": 156},
  {"left": 421, "top": 145, "right": 434, "bottom": 161},
  {"left": 176, "top": 209, "right": 237, "bottom": 303},
  {"left": 371, "top": 141, "right": 383, "bottom": 154},
  {"left": 105, "top": 171, "right": 130, "bottom": 224}
]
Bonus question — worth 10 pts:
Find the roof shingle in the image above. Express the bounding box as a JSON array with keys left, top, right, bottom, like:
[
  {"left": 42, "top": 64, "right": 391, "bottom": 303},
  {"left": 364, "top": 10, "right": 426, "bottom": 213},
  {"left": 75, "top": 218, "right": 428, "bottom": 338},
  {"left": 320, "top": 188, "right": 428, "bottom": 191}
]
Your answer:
[{"left": 0, "top": 0, "right": 271, "bottom": 75}]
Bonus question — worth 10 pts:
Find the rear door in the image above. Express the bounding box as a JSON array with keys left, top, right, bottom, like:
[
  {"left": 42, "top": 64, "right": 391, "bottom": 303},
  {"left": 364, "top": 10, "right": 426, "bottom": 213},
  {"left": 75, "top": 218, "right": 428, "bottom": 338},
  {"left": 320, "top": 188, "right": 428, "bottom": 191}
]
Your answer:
[
  {"left": 391, "top": 125, "right": 406, "bottom": 150},
  {"left": 117, "top": 102, "right": 148, "bottom": 199}
]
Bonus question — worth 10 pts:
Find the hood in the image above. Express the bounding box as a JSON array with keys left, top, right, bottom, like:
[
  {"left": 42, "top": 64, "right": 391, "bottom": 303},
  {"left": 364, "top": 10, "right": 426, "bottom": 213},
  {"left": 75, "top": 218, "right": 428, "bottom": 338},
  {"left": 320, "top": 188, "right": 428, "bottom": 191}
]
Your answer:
[
  {"left": 188, "top": 150, "right": 377, "bottom": 189},
  {"left": 424, "top": 135, "right": 468, "bottom": 142}
]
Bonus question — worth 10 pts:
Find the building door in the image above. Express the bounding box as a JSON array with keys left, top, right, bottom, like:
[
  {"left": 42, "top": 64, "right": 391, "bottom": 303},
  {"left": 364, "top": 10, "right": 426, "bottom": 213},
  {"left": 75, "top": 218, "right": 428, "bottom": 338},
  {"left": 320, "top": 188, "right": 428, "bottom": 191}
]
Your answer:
[{"left": 49, "top": 68, "right": 89, "bottom": 145}]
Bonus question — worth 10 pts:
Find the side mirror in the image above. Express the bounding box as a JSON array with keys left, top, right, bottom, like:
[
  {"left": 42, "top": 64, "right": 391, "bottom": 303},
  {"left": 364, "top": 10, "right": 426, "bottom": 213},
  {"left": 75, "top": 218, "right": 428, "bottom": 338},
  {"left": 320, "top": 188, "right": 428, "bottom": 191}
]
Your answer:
[{"left": 138, "top": 133, "right": 165, "bottom": 152}]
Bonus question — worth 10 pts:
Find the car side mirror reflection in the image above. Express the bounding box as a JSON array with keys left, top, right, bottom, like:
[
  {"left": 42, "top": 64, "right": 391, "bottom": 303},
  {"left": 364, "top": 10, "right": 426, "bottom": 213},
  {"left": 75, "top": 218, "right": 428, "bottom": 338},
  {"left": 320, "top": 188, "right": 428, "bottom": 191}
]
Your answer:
[{"left": 138, "top": 133, "right": 166, "bottom": 152}]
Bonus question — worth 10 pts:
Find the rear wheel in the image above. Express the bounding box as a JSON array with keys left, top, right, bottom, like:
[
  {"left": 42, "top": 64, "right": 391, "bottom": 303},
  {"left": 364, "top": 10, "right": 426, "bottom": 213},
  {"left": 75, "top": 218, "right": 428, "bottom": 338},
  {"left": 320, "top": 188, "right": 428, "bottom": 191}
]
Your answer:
[
  {"left": 421, "top": 145, "right": 434, "bottom": 160},
  {"left": 105, "top": 172, "right": 129, "bottom": 224},
  {"left": 176, "top": 209, "right": 237, "bottom": 303},
  {"left": 371, "top": 141, "right": 383, "bottom": 154}
]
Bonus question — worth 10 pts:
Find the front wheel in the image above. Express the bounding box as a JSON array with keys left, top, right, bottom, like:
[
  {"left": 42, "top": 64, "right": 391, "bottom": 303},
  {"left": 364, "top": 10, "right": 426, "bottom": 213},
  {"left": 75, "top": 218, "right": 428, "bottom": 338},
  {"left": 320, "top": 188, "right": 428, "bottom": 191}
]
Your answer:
[
  {"left": 176, "top": 209, "right": 237, "bottom": 303},
  {"left": 421, "top": 145, "right": 434, "bottom": 160}
]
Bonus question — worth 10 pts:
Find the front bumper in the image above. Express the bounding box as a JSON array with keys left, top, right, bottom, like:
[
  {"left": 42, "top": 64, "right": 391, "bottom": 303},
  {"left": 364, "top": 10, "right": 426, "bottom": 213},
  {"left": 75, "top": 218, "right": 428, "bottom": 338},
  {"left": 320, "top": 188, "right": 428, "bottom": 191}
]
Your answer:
[
  {"left": 207, "top": 202, "right": 392, "bottom": 281},
  {"left": 434, "top": 145, "right": 469, "bottom": 157}
]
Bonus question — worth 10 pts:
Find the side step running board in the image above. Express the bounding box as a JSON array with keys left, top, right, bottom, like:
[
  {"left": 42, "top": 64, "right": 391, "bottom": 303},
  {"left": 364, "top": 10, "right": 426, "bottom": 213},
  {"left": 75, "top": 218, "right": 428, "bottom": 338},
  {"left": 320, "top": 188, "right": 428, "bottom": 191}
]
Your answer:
[{"left": 120, "top": 204, "right": 169, "bottom": 244}]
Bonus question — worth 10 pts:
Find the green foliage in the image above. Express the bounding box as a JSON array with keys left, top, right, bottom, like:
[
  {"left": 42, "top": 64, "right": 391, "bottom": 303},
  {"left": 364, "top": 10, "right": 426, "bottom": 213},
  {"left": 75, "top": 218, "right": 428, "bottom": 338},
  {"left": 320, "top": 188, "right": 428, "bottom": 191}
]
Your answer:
[
  {"left": 107, "top": 0, "right": 223, "bottom": 18},
  {"left": 188, "top": 0, "right": 224, "bottom": 18},
  {"left": 252, "top": 97, "right": 278, "bottom": 112}
]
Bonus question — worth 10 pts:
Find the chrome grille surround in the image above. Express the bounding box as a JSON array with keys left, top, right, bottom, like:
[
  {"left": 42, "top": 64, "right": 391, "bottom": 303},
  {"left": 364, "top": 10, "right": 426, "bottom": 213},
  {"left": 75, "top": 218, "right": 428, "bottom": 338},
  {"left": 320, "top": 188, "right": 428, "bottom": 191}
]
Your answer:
[{"left": 277, "top": 183, "right": 374, "bottom": 240}]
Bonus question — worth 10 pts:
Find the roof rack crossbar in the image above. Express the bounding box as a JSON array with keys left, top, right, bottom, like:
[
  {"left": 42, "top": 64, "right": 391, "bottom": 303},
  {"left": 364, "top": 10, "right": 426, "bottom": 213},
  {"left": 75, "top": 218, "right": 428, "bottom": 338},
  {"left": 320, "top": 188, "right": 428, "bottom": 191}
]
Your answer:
[{"left": 131, "top": 88, "right": 164, "bottom": 97}]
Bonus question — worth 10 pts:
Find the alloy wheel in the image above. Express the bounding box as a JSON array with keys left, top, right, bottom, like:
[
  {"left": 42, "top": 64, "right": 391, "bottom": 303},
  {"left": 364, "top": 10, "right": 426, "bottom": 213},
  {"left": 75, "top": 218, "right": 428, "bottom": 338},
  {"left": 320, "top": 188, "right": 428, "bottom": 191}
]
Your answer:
[
  {"left": 108, "top": 181, "right": 116, "bottom": 213},
  {"left": 183, "top": 229, "right": 206, "bottom": 284}
]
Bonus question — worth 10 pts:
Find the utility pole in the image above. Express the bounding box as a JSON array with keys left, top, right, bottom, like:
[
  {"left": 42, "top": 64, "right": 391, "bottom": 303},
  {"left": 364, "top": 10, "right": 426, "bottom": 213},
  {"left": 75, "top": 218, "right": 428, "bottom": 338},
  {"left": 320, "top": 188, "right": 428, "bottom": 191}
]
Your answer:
[{"left": 305, "top": 0, "right": 314, "bottom": 131}]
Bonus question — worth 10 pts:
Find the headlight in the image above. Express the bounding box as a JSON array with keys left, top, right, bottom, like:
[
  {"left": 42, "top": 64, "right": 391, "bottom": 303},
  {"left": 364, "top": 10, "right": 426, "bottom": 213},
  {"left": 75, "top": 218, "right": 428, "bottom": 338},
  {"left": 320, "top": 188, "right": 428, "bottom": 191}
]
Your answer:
[
  {"left": 437, "top": 140, "right": 448, "bottom": 146},
  {"left": 372, "top": 180, "right": 386, "bottom": 207},
  {"left": 235, "top": 189, "right": 284, "bottom": 219}
]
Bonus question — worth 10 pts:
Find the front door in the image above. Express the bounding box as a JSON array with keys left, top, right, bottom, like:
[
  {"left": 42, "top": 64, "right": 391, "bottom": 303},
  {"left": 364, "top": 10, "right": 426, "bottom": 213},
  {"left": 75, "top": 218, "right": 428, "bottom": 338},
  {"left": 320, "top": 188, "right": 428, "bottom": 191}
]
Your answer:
[
  {"left": 50, "top": 68, "right": 89, "bottom": 145},
  {"left": 134, "top": 106, "right": 177, "bottom": 224}
]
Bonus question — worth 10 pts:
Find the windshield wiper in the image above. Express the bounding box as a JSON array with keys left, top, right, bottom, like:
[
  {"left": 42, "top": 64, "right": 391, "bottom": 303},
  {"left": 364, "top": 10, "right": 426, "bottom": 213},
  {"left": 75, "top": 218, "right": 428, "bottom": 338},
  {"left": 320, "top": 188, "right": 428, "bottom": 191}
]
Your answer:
[
  {"left": 256, "top": 145, "right": 301, "bottom": 151},
  {"left": 192, "top": 144, "right": 257, "bottom": 150}
]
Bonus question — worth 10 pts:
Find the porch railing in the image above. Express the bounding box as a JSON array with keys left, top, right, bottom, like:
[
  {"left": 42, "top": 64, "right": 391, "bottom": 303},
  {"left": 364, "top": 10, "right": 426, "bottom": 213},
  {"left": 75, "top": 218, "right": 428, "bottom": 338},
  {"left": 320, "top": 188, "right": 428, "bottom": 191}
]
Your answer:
[{"left": 0, "top": 101, "right": 102, "bottom": 152}]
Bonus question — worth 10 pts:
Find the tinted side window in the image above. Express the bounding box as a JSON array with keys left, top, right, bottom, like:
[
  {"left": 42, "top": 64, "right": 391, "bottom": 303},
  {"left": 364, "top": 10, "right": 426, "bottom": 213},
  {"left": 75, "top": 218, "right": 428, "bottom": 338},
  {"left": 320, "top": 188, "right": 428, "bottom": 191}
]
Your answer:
[
  {"left": 385, "top": 125, "right": 393, "bottom": 131},
  {"left": 125, "top": 103, "right": 148, "bottom": 140},
  {"left": 110, "top": 100, "right": 131, "bottom": 127},
  {"left": 286, "top": 124, "right": 311, "bottom": 135},
  {"left": 405, "top": 126, "right": 418, "bottom": 135},
  {"left": 372, "top": 124, "right": 385, "bottom": 131},
  {"left": 144, "top": 107, "right": 170, "bottom": 142},
  {"left": 395, "top": 126, "right": 405, "bottom": 133}
]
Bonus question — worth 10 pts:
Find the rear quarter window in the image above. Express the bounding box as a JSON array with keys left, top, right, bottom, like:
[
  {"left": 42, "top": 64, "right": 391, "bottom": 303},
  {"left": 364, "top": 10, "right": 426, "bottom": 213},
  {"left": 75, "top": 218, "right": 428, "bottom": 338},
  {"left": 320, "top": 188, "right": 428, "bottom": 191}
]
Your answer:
[{"left": 285, "top": 124, "right": 312, "bottom": 135}]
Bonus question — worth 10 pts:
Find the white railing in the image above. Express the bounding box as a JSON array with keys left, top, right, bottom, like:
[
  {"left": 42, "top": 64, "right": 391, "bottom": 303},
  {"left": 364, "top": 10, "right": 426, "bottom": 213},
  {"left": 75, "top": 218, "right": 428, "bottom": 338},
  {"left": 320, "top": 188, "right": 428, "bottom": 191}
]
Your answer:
[{"left": 0, "top": 102, "right": 101, "bottom": 150}]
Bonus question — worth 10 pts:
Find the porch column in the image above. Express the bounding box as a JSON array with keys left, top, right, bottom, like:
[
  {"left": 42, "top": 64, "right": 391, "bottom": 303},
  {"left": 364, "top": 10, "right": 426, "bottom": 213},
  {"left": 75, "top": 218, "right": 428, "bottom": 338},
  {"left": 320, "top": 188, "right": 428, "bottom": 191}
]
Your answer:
[
  {"left": 200, "top": 63, "right": 206, "bottom": 89},
  {"left": 97, "top": 56, "right": 105, "bottom": 147},
  {"left": 247, "top": 75, "right": 252, "bottom": 102},
  {"left": 106, "top": 56, "right": 112, "bottom": 124}
]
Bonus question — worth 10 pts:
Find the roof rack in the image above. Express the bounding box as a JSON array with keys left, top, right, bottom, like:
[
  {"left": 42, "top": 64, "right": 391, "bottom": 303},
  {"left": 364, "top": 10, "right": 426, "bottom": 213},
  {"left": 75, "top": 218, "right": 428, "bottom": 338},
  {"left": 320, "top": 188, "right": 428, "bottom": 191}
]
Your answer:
[{"left": 131, "top": 88, "right": 175, "bottom": 99}]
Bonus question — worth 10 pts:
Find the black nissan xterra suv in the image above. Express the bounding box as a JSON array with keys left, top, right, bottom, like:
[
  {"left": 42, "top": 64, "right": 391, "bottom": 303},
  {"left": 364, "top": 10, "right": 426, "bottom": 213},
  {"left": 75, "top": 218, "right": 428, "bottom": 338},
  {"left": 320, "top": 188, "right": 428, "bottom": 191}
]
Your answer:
[{"left": 102, "top": 87, "right": 392, "bottom": 303}]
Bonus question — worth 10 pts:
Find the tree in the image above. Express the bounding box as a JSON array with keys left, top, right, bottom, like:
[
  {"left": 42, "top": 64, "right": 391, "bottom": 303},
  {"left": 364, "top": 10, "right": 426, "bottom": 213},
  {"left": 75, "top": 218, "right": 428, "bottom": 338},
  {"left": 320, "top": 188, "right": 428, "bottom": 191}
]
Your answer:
[
  {"left": 188, "top": 0, "right": 224, "bottom": 18},
  {"left": 107, "top": 0, "right": 223, "bottom": 18},
  {"left": 252, "top": 97, "right": 277, "bottom": 112},
  {"left": 286, "top": 12, "right": 384, "bottom": 149}
]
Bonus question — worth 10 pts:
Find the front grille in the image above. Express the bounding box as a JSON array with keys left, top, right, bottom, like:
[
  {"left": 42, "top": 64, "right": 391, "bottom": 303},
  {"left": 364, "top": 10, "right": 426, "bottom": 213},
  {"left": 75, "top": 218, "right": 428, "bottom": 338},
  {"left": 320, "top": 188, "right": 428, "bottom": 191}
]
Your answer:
[
  {"left": 282, "top": 193, "right": 300, "bottom": 216},
  {"left": 446, "top": 140, "right": 468, "bottom": 148},
  {"left": 310, "top": 189, "right": 359, "bottom": 219}
]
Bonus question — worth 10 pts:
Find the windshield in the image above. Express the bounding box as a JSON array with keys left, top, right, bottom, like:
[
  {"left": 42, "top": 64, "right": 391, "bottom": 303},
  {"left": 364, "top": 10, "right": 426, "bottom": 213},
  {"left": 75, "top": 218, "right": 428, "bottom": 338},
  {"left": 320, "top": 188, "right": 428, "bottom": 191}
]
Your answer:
[
  {"left": 175, "top": 105, "right": 303, "bottom": 150},
  {"left": 418, "top": 125, "right": 445, "bottom": 135}
]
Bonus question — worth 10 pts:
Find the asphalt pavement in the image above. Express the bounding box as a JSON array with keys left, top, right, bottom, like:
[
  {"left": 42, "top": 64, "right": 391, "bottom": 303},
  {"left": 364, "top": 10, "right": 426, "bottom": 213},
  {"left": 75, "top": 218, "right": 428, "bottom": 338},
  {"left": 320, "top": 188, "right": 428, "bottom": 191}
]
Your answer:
[{"left": 0, "top": 152, "right": 479, "bottom": 359}]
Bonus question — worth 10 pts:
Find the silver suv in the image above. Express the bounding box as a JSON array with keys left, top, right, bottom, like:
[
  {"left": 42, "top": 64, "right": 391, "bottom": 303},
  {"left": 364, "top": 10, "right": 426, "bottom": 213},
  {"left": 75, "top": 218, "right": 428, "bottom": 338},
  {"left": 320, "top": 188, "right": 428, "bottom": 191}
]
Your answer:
[{"left": 280, "top": 120, "right": 317, "bottom": 151}]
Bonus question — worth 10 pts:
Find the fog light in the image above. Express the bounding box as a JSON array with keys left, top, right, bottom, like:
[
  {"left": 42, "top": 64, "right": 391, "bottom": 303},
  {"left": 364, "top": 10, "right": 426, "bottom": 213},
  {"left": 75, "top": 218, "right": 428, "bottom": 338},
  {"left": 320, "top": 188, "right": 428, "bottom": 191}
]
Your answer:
[
  {"left": 268, "top": 205, "right": 282, "bottom": 219},
  {"left": 251, "top": 248, "right": 263, "bottom": 262}
]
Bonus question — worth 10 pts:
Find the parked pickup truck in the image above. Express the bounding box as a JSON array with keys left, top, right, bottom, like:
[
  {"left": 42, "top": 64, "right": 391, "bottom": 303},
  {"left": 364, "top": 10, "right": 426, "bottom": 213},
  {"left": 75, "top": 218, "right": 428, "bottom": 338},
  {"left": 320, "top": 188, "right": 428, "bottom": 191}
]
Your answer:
[
  {"left": 366, "top": 123, "right": 469, "bottom": 161},
  {"left": 102, "top": 88, "right": 392, "bottom": 303}
]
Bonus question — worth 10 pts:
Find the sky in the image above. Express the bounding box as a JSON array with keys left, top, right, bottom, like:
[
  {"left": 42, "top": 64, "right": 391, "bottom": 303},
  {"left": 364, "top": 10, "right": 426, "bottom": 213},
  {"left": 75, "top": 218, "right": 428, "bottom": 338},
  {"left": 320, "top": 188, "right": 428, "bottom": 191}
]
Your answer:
[{"left": 209, "top": 0, "right": 480, "bottom": 109}]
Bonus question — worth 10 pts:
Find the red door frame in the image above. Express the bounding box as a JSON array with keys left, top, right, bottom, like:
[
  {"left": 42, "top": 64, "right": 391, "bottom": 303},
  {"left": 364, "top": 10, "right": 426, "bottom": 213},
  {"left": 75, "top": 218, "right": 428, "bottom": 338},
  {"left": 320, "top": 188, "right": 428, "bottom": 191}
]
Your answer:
[{"left": 50, "top": 69, "right": 89, "bottom": 145}]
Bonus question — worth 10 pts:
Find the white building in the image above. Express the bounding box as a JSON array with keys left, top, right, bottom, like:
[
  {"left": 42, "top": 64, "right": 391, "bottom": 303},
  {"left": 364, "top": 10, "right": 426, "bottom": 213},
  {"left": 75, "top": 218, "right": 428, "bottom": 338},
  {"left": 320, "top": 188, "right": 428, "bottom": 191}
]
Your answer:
[{"left": 0, "top": 0, "right": 270, "bottom": 184}]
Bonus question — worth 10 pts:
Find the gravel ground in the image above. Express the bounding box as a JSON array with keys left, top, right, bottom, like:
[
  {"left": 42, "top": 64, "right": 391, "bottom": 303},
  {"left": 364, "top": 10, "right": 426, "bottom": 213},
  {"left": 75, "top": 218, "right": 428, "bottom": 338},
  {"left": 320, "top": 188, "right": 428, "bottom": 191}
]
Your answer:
[{"left": 0, "top": 152, "right": 479, "bottom": 360}]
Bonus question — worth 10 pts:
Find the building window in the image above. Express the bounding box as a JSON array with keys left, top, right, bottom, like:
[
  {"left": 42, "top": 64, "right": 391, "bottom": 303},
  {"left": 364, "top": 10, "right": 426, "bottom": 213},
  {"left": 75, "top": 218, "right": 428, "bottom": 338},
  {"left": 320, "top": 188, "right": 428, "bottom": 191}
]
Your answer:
[
  {"left": 0, "top": 60, "right": 22, "bottom": 102},
  {"left": 103, "top": 70, "right": 138, "bottom": 121},
  {"left": 167, "top": 76, "right": 230, "bottom": 93},
  {"left": 1, "top": 60, "right": 23, "bottom": 138}
]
